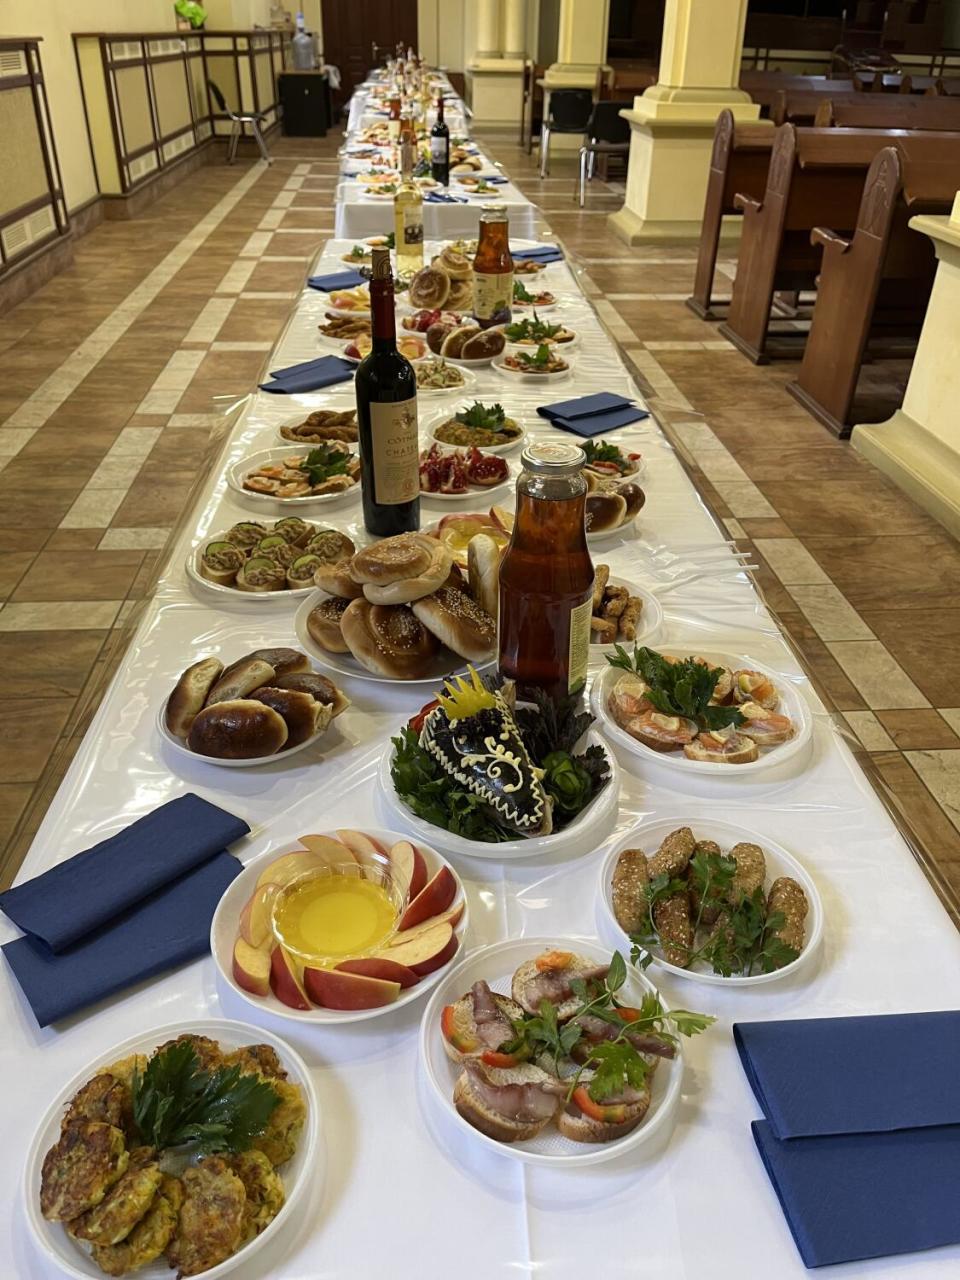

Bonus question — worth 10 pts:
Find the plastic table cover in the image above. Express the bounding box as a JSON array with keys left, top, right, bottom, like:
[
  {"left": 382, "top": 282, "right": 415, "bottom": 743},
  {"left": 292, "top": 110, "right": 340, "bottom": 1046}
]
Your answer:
[{"left": 3, "top": 171, "right": 960, "bottom": 1280}]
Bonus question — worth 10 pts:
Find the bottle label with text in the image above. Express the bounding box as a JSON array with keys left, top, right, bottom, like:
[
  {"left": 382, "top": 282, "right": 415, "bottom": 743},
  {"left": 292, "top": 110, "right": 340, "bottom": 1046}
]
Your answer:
[
  {"left": 430, "top": 137, "right": 448, "bottom": 162},
  {"left": 400, "top": 205, "right": 423, "bottom": 246},
  {"left": 370, "top": 397, "right": 420, "bottom": 505},
  {"left": 473, "top": 269, "right": 514, "bottom": 321},
  {"left": 567, "top": 597, "right": 592, "bottom": 693}
]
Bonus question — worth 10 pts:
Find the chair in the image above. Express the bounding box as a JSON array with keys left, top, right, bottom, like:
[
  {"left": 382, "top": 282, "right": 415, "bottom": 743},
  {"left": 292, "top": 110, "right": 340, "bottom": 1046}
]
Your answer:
[
  {"left": 208, "top": 80, "right": 272, "bottom": 165},
  {"left": 575, "top": 101, "right": 631, "bottom": 206},
  {"left": 539, "top": 88, "right": 593, "bottom": 177}
]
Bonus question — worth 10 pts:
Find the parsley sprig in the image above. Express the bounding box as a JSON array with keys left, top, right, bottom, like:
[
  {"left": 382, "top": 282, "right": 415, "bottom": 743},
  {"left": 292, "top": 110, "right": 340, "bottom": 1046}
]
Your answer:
[
  {"left": 502, "top": 952, "right": 713, "bottom": 1103},
  {"left": 132, "top": 1042, "right": 280, "bottom": 1155},
  {"left": 630, "top": 850, "right": 800, "bottom": 977},
  {"left": 606, "top": 645, "right": 744, "bottom": 733},
  {"left": 504, "top": 312, "right": 562, "bottom": 343},
  {"left": 454, "top": 401, "right": 507, "bottom": 430},
  {"left": 301, "top": 444, "right": 352, "bottom": 487}
]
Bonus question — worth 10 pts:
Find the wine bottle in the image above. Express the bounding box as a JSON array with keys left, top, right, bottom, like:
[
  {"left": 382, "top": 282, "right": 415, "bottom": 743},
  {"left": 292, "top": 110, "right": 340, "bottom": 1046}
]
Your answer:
[
  {"left": 354, "top": 248, "right": 420, "bottom": 537},
  {"left": 430, "top": 93, "right": 450, "bottom": 185},
  {"left": 394, "top": 138, "right": 424, "bottom": 278}
]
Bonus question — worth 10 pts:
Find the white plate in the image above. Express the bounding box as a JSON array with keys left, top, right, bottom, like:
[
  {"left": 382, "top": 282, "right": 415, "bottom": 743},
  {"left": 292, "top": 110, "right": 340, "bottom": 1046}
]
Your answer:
[
  {"left": 211, "top": 830, "right": 469, "bottom": 1025},
  {"left": 24, "top": 1019, "right": 321, "bottom": 1280},
  {"left": 186, "top": 528, "right": 318, "bottom": 602},
  {"left": 414, "top": 362, "right": 478, "bottom": 398},
  {"left": 294, "top": 589, "right": 495, "bottom": 686},
  {"left": 590, "top": 578, "right": 663, "bottom": 649},
  {"left": 379, "top": 728, "right": 620, "bottom": 860},
  {"left": 591, "top": 650, "right": 814, "bottom": 780},
  {"left": 419, "top": 937, "right": 683, "bottom": 1166},
  {"left": 421, "top": 404, "right": 527, "bottom": 455},
  {"left": 227, "top": 447, "right": 361, "bottom": 509},
  {"left": 339, "top": 336, "right": 429, "bottom": 364},
  {"left": 505, "top": 329, "right": 580, "bottom": 353},
  {"left": 512, "top": 295, "right": 559, "bottom": 312},
  {"left": 492, "top": 352, "right": 573, "bottom": 383},
  {"left": 419, "top": 460, "right": 514, "bottom": 504},
  {"left": 599, "top": 817, "right": 824, "bottom": 988}
]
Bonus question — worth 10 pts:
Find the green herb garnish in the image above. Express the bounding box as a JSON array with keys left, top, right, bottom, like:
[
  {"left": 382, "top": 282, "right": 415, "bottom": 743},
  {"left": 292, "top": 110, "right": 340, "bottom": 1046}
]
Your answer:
[
  {"left": 383, "top": 231, "right": 396, "bottom": 249},
  {"left": 504, "top": 312, "right": 562, "bottom": 343},
  {"left": 629, "top": 850, "right": 800, "bottom": 977},
  {"left": 132, "top": 1042, "right": 280, "bottom": 1155},
  {"left": 502, "top": 951, "right": 713, "bottom": 1103},
  {"left": 581, "top": 439, "right": 628, "bottom": 471},
  {"left": 454, "top": 401, "right": 507, "bottom": 430},
  {"left": 514, "top": 343, "right": 554, "bottom": 368},
  {"left": 345, "top": 244, "right": 368, "bottom": 260},
  {"left": 514, "top": 687, "right": 611, "bottom": 820},
  {"left": 606, "top": 645, "right": 744, "bottom": 733},
  {"left": 390, "top": 726, "right": 513, "bottom": 842},
  {"left": 301, "top": 444, "right": 352, "bottom": 487},
  {"left": 513, "top": 279, "right": 534, "bottom": 303}
]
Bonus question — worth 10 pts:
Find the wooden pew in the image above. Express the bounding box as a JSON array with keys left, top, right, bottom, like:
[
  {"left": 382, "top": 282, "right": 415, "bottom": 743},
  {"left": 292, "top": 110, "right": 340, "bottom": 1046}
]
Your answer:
[
  {"left": 718, "top": 126, "right": 903, "bottom": 364},
  {"left": 686, "top": 109, "right": 775, "bottom": 320},
  {"left": 785, "top": 134, "right": 960, "bottom": 437},
  {"left": 813, "top": 94, "right": 960, "bottom": 129}
]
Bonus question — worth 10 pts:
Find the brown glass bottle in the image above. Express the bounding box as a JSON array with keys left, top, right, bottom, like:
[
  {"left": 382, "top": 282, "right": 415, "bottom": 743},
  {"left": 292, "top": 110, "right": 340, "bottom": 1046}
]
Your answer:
[
  {"left": 472, "top": 204, "right": 513, "bottom": 329},
  {"left": 498, "top": 442, "right": 594, "bottom": 698}
]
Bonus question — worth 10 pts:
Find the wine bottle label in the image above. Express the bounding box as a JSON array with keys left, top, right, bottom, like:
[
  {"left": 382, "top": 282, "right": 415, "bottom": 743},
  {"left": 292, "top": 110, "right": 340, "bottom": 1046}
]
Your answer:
[
  {"left": 388, "top": 119, "right": 401, "bottom": 140},
  {"left": 473, "top": 270, "right": 514, "bottom": 320},
  {"left": 430, "top": 136, "right": 448, "bottom": 161},
  {"left": 370, "top": 397, "right": 420, "bottom": 505},
  {"left": 400, "top": 205, "right": 423, "bottom": 245},
  {"left": 567, "top": 597, "right": 592, "bottom": 693}
]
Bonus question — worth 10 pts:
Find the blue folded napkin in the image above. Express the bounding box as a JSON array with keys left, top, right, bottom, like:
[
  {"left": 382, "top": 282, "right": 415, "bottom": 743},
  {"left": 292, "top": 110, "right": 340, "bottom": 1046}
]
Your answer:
[
  {"left": 538, "top": 392, "right": 649, "bottom": 438},
  {"left": 260, "top": 355, "right": 356, "bottom": 394},
  {"left": 735, "top": 1013, "right": 960, "bottom": 1138},
  {"left": 0, "top": 794, "right": 248, "bottom": 1026},
  {"left": 308, "top": 270, "right": 366, "bottom": 291},
  {"left": 0, "top": 793, "right": 248, "bottom": 952},
  {"left": 511, "top": 245, "right": 563, "bottom": 262},
  {"left": 425, "top": 191, "right": 467, "bottom": 204},
  {"left": 752, "top": 1120, "right": 960, "bottom": 1268}
]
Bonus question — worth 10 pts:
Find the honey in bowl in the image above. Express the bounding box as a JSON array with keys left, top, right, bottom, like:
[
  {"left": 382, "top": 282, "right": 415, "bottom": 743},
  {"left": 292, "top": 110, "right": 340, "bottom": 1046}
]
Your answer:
[{"left": 272, "top": 863, "right": 403, "bottom": 967}]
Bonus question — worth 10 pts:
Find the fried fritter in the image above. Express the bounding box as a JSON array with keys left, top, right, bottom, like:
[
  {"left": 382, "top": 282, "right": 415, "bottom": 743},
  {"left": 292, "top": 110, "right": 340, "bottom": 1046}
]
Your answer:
[
  {"left": 166, "top": 1157, "right": 246, "bottom": 1278},
  {"left": 68, "top": 1147, "right": 161, "bottom": 1246},
  {"left": 91, "top": 1174, "right": 183, "bottom": 1277},
  {"left": 648, "top": 826, "right": 696, "bottom": 878},
  {"left": 62, "top": 1074, "right": 128, "bottom": 1132},
  {"left": 222, "top": 1044, "right": 287, "bottom": 1081},
  {"left": 230, "top": 1149, "right": 285, "bottom": 1240},
  {"left": 688, "top": 839, "right": 723, "bottom": 925},
  {"left": 727, "top": 842, "right": 766, "bottom": 899},
  {"left": 766, "top": 876, "right": 808, "bottom": 959},
  {"left": 248, "top": 1078, "right": 306, "bottom": 1167},
  {"left": 40, "top": 1121, "right": 128, "bottom": 1221},
  {"left": 652, "top": 891, "right": 693, "bottom": 968},
  {"left": 103, "top": 1053, "right": 148, "bottom": 1092},
  {"left": 611, "top": 848, "right": 650, "bottom": 935},
  {"left": 153, "top": 1034, "right": 224, "bottom": 1071}
]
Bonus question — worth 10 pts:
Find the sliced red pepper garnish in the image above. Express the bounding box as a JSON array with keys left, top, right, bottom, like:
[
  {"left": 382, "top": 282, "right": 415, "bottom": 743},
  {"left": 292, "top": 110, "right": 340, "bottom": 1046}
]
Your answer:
[
  {"left": 409, "top": 699, "right": 439, "bottom": 735},
  {"left": 440, "top": 1004, "right": 477, "bottom": 1054},
  {"left": 572, "top": 1084, "right": 628, "bottom": 1125}
]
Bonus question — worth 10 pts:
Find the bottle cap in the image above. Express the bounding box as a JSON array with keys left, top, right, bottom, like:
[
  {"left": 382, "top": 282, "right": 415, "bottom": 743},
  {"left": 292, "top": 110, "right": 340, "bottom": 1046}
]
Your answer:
[
  {"left": 480, "top": 203, "right": 508, "bottom": 218},
  {"left": 520, "top": 441, "right": 585, "bottom": 476},
  {"left": 371, "top": 247, "right": 391, "bottom": 279}
]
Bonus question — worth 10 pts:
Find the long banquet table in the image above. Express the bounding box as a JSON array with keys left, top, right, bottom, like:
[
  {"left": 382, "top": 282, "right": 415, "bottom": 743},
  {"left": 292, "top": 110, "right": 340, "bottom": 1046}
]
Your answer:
[{"left": 3, "top": 75, "right": 960, "bottom": 1280}]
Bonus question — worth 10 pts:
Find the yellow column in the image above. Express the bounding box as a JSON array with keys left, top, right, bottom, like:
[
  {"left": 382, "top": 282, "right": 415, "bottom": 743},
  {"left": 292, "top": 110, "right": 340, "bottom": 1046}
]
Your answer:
[
  {"left": 853, "top": 196, "right": 960, "bottom": 539},
  {"left": 608, "top": 0, "right": 765, "bottom": 243},
  {"left": 468, "top": 0, "right": 526, "bottom": 125},
  {"left": 503, "top": 0, "right": 527, "bottom": 59},
  {"left": 475, "top": 0, "right": 502, "bottom": 60}
]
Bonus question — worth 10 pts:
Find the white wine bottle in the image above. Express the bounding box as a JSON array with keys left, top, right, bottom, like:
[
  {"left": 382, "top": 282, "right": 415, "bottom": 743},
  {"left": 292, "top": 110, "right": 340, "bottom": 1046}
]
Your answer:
[{"left": 393, "top": 138, "right": 424, "bottom": 279}]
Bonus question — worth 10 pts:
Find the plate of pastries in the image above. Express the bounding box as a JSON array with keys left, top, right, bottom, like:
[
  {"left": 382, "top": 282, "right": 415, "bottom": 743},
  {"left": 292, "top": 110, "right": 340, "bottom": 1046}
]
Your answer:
[{"left": 295, "top": 531, "right": 499, "bottom": 683}]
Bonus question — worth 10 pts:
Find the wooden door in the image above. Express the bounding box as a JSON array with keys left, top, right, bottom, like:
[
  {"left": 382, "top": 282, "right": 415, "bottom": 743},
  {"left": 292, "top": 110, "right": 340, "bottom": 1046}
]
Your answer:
[{"left": 322, "top": 0, "right": 418, "bottom": 110}]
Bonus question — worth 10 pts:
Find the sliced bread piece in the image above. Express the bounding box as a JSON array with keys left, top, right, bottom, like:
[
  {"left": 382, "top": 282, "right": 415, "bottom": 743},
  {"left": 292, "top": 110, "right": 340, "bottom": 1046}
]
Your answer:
[
  {"left": 511, "top": 951, "right": 610, "bottom": 1021},
  {"left": 441, "top": 983, "right": 525, "bottom": 1063},
  {"left": 453, "top": 1061, "right": 564, "bottom": 1144}
]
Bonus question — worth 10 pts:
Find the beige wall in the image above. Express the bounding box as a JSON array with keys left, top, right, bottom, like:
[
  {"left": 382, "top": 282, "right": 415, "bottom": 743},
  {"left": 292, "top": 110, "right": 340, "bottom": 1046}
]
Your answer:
[{"left": 205, "top": 0, "right": 276, "bottom": 26}]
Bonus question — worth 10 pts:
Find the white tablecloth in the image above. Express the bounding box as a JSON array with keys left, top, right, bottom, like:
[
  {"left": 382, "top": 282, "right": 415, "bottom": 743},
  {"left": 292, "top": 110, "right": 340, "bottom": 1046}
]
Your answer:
[
  {"left": 334, "top": 179, "right": 539, "bottom": 241},
  {"left": 3, "top": 128, "right": 960, "bottom": 1280}
]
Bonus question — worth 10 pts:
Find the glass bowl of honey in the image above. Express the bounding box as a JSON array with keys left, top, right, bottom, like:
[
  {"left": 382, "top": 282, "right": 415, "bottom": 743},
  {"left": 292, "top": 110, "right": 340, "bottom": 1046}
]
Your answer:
[{"left": 270, "top": 856, "right": 405, "bottom": 969}]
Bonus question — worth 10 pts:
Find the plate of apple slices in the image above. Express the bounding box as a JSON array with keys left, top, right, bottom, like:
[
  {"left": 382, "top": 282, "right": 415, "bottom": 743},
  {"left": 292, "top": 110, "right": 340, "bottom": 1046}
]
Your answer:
[{"left": 211, "top": 826, "right": 469, "bottom": 1024}]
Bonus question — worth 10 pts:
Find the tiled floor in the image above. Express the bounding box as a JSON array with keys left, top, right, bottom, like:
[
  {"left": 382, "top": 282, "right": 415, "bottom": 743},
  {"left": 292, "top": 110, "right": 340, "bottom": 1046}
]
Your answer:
[{"left": 2, "top": 131, "right": 960, "bottom": 923}]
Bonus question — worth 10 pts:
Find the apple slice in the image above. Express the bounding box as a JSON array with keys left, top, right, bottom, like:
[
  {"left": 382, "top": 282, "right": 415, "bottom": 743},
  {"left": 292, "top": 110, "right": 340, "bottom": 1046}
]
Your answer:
[
  {"left": 409, "top": 933, "right": 459, "bottom": 977},
  {"left": 335, "top": 956, "right": 419, "bottom": 989},
  {"left": 270, "top": 946, "right": 311, "bottom": 1010},
  {"left": 389, "top": 840, "right": 428, "bottom": 900},
  {"left": 336, "top": 829, "right": 389, "bottom": 866},
  {"left": 379, "top": 920, "right": 452, "bottom": 970},
  {"left": 297, "top": 834, "right": 355, "bottom": 866},
  {"left": 256, "top": 850, "right": 326, "bottom": 892},
  {"left": 391, "top": 901, "right": 465, "bottom": 943},
  {"left": 238, "top": 883, "right": 279, "bottom": 950},
  {"left": 490, "top": 504, "right": 514, "bottom": 533},
  {"left": 398, "top": 866, "right": 457, "bottom": 932},
  {"left": 233, "top": 938, "right": 271, "bottom": 997},
  {"left": 304, "top": 967, "right": 401, "bottom": 1009}
]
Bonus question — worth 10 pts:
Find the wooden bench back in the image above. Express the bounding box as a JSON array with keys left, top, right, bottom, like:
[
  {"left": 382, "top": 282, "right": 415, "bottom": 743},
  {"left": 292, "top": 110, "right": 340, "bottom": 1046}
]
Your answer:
[
  {"left": 710, "top": 108, "right": 775, "bottom": 205},
  {"left": 815, "top": 95, "right": 960, "bottom": 131}
]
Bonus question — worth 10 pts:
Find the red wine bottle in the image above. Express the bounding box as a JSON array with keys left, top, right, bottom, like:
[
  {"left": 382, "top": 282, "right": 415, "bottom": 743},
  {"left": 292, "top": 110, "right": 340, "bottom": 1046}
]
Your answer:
[
  {"left": 430, "top": 94, "right": 450, "bottom": 185},
  {"left": 355, "top": 248, "right": 420, "bottom": 536}
]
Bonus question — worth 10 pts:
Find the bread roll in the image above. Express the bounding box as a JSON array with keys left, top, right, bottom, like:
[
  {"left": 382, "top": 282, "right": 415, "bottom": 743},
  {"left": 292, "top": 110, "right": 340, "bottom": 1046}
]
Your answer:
[
  {"left": 165, "top": 656, "right": 224, "bottom": 738},
  {"left": 585, "top": 491, "right": 627, "bottom": 533},
  {"left": 187, "top": 699, "right": 288, "bottom": 759},
  {"left": 272, "top": 671, "right": 338, "bottom": 706},
  {"left": 446, "top": 279, "right": 473, "bottom": 311},
  {"left": 618, "top": 483, "right": 646, "bottom": 521},
  {"left": 221, "top": 647, "right": 308, "bottom": 684},
  {"left": 353, "top": 535, "right": 453, "bottom": 605},
  {"left": 314, "top": 560, "right": 364, "bottom": 598},
  {"left": 307, "top": 596, "right": 352, "bottom": 653},
  {"left": 467, "top": 534, "right": 500, "bottom": 620},
  {"left": 251, "top": 687, "right": 332, "bottom": 748},
  {"left": 435, "top": 246, "right": 472, "bottom": 280},
  {"left": 205, "top": 657, "right": 276, "bottom": 706},
  {"left": 441, "top": 326, "right": 480, "bottom": 360},
  {"left": 340, "top": 599, "right": 440, "bottom": 679},
  {"left": 412, "top": 586, "right": 496, "bottom": 661}
]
